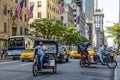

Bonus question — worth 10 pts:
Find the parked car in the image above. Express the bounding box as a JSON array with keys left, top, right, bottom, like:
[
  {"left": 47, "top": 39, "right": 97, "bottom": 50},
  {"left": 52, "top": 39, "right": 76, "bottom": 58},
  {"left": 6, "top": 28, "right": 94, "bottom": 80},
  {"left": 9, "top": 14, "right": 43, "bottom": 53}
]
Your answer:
[
  {"left": 57, "top": 46, "right": 69, "bottom": 63},
  {"left": 69, "top": 47, "right": 82, "bottom": 59},
  {"left": 69, "top": 47, "right": 96, "bottom": 59},
  {"left": 20, "top": 49, "right": 34, "bottom": 62}
]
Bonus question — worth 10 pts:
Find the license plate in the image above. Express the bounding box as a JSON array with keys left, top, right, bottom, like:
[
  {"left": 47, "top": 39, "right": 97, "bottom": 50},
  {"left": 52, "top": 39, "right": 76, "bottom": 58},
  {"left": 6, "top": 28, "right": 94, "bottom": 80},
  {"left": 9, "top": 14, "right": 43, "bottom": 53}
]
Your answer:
[{"left": 49, "top": 60, "right": 55, "bottom": 66}]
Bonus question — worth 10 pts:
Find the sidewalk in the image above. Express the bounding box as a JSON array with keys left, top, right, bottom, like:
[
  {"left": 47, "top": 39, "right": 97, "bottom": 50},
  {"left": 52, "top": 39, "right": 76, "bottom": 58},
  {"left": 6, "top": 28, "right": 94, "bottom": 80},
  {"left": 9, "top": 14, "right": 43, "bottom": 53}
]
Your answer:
[
  {"left": 0, "top": 55, "right": 12, "bottom": 62},
  {"left": 114, "top": 55, "right": 120, "bottom": 80}
]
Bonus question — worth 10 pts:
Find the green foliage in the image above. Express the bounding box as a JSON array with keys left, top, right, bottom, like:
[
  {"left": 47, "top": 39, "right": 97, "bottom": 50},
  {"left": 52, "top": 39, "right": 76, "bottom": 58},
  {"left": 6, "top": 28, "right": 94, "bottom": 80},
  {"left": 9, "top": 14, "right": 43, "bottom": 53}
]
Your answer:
[
  {"left": 29, "top": 19, "right": 89, "bottom": 45},
  {"left": 105, "top": 24, "right": 120, "bottom": 44},
  {"left": 58, "top": 0, "right": 63, "bottom": 3}
]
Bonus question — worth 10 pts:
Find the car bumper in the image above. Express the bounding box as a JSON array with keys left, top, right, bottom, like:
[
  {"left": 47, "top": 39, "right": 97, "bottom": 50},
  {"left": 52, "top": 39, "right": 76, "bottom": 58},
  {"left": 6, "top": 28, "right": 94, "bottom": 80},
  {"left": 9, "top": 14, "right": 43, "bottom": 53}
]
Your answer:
[{"left": 20, "top": 56, "right": 34, "bottom": 61}]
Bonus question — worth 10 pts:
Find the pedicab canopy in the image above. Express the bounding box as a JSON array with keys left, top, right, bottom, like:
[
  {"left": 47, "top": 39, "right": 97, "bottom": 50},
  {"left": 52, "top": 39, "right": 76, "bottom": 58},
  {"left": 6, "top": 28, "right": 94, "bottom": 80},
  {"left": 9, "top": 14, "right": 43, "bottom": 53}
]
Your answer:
[{"left": 34, "top": 38, "right": 58, "bottom": 54}]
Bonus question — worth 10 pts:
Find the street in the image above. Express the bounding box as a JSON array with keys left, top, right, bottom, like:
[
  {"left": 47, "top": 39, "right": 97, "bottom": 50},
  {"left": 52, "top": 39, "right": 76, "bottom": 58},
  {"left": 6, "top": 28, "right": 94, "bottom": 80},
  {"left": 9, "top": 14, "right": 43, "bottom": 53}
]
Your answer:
[{"left": 0, "top": 59, "right": 114, "bottom": 80}]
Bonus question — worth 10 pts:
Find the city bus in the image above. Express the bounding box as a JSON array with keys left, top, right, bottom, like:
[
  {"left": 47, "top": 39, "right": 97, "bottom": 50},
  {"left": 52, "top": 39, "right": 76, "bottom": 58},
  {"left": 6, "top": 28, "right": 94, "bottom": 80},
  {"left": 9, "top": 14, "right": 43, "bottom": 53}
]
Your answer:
[{"left": 7, "top": 36, "right": 44, "bottom": 60}]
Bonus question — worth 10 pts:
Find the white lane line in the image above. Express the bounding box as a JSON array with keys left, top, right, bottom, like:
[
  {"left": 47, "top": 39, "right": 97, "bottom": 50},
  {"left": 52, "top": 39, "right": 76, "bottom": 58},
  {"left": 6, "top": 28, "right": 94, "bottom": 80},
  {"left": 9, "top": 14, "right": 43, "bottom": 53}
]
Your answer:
[{"left": 0, "top": 60, "right": 20, "bottom": 64}]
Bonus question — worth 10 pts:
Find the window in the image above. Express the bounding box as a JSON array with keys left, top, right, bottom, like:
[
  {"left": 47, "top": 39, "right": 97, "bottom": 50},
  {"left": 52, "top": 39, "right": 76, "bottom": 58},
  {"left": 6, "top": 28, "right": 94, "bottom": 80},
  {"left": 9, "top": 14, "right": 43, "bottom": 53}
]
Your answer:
[
  {"left": 25, "top": 0, "right": 27, "bottom": 7},
  {"left": 3, "top": 5, "right": 7, "bottom": 15},
  {"left": 24, "top": 14, "right": 27, "bottom": 21},
  {"left": 61, "top": 16, "right": 64, "bottom": 20},
  {"left": 15, "top": 10, "right": 17, "bottom": 17},
  {"left": 74, "top": 15, "right": 76, "bottom": 17},
  {"left": 73, "top": 9, "right": 76, "bottom": 12},
  {"left": 12, "top": 27, "right": 17, "bottom": 36},
  {"left": 48, "top": 2, "right": 49, "bottom": 8},
  {"left": 4, "top": 23, "right": 7, "bottom": 33},
  {"left": 20, "top": 14, "right": 22, "bottom": 20},
  {"left": 15, "top": 0, "right": 18, "bottom": 3},
  {"left": 38, "top": 12, "right": 41, "bottom": 18},
  {"left": 38, "top": 1, "right": 41, "bottom": 7},
  {"left": 20, "top": 27, "right": 22, "bottom": 35}
]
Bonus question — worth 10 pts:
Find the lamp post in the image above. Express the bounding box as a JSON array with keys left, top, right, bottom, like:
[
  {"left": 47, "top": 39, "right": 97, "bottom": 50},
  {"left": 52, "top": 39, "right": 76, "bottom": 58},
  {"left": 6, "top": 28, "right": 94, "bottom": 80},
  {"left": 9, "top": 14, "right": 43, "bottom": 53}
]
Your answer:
[{"left": 106, "top": 21, "right": 120, "bottom": 54}]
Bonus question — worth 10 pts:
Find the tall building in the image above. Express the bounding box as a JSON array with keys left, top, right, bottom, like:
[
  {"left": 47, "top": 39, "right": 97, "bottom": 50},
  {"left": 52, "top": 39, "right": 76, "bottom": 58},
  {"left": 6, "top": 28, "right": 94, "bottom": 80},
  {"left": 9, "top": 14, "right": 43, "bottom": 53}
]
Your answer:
[
  {"left": 94, "top": 9, "right": 104, "bottom": 47},
  {"left": 94, "top": 0, "right": 98, "bottom": 11},
  {"left": 0, "top": 0, "right": 28, "bottom": 49},
  {"left": 85, "top": 0, "right": 94, "bottom": 20},
  {"left": 64, "top": 0, "right": 76, "bottom": 4},
  {"left": 61, "top": 4, "right": 74, "bottom": 26},
  {"left": 29, "top": 0, "right": 60, "bottom": 23},
  {"left": 69, "top": 3, "right": 86, "bottom": 37}
]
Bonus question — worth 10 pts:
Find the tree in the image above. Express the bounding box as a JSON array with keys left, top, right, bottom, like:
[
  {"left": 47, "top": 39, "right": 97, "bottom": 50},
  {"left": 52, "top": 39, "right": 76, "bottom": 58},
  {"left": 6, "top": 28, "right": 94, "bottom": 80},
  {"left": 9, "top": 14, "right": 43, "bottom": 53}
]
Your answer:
[
  {"left": 105, "top": 24, "right": 120, "bottom": 44},
  {"left": 29, "top": 19, "right": 89, "bottom": 45},
  {"left": 30, "top": 19, "right": 64, "bottom": 39}
]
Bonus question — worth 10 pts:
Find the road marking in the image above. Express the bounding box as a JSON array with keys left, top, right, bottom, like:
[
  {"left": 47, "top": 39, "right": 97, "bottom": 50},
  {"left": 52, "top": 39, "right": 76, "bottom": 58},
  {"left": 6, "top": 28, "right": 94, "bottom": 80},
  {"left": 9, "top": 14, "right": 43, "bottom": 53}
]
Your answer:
[
  {"left": 0, "top": 60, "right": 20, "bottom": 64},
  {"left": 0, "top": 62, "right": 32, "bottom": 69}
]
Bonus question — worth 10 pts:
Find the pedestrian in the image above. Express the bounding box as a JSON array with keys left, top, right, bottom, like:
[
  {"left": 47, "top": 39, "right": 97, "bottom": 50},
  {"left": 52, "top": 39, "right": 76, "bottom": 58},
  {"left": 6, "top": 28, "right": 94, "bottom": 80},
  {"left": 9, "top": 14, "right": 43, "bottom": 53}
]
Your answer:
[{"left": 2, "top": 48, "right": 5, "bottom": 59}]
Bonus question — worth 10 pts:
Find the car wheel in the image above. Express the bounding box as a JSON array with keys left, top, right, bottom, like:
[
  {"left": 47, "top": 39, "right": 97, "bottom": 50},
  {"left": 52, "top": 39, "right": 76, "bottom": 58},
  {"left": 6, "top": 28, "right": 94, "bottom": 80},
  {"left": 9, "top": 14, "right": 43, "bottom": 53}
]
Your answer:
[
  {"left": 13, "top": 58, "right": 16, "bottom": 60},
  {"left": 21, "top": 60, "right": 24, "bottom": 62}
]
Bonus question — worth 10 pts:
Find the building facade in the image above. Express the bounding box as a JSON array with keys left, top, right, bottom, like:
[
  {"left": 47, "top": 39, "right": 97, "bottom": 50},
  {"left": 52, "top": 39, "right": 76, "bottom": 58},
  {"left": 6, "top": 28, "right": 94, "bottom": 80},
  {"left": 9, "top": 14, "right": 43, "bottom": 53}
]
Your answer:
[
  {"left": 0, "top": 0, "right": 28, "bottom": 49},
  {"left": 61, "top": 4, "right": 74, "bottom": 26},
  {"left": 29, "top": 0, "right": 60, "bottom": 23},
  {"left": 94, "top": 9, "right": 104, "bottom": 47},
  {"left": 69, "top": 3, "right": 86, "bottom": 37}
]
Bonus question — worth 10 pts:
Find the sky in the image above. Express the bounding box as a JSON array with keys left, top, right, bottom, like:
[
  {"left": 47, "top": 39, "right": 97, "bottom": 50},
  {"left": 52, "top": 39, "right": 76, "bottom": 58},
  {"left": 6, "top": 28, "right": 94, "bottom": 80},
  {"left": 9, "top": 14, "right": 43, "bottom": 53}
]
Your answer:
[{"left": 98, "top": 0, "right": 119, "bottom": 46}]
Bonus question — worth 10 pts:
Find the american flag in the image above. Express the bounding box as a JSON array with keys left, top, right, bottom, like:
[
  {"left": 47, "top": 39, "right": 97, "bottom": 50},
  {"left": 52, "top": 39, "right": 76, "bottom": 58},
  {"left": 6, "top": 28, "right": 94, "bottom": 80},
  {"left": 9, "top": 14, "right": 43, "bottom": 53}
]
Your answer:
[
  {"left": 27, "top": 4, "right": 34, "bottom": 21},
  {"left": 59, "top": 2, "right": 64, "bottom": 14},
  {"left": 63, "top": 23, "right": 66, "bottom": 26},
  {"left": 74, "top": 16, "right": 80, "bottom": 24},
  {"left": 16, "top": 0, "right": 24, "bottom": 19}
]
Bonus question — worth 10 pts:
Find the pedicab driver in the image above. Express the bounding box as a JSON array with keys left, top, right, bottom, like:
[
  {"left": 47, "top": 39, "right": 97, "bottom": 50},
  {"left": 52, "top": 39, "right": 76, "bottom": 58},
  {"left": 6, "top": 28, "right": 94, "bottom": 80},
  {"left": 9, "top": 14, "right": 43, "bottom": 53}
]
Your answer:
[{"left": 35, "top": 41, "right": 46, "bottom": 70}]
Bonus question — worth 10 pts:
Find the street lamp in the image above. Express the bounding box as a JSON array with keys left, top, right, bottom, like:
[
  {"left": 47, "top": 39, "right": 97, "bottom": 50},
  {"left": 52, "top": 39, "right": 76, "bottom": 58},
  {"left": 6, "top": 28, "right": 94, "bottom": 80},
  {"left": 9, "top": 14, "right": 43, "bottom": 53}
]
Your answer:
[{"left": 106, "top": 21, "right": 120, "bottom": 54}]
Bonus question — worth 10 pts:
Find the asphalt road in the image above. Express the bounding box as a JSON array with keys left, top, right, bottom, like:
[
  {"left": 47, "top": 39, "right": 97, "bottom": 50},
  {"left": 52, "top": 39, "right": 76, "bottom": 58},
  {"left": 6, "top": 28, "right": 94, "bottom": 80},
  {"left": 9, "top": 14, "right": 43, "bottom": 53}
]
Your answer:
[{"left": 0, "top": 59, "right": 114, "bottom": 80}]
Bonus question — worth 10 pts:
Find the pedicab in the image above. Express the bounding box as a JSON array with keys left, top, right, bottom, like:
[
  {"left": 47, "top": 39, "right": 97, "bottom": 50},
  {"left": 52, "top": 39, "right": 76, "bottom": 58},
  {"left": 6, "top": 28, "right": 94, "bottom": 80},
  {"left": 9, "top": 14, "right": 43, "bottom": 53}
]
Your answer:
[{"left": 32, "top": 39, "right": 58, "bottom": 76}]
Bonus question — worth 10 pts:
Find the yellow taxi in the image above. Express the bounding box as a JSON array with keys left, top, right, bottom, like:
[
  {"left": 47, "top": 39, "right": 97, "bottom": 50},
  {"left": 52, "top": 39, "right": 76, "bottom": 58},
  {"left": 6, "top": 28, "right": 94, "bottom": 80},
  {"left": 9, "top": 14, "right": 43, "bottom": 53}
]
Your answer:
[
  {"left": 69, "top": 47, "right": 82, "bottom": 58},
  {"left": 87, "top": 48, "right": 96, "bottom": 56},
  {"left": 69, "top": 47, "right": 96, "bottom": 59},
  {"left": 20, "top": 49, "right": 34, "bottom": 61}
]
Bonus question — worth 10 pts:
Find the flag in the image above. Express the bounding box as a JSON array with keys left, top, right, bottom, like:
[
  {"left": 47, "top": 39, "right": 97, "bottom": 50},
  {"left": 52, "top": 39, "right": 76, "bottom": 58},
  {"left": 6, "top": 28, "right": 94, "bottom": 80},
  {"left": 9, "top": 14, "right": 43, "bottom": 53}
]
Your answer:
[
  {"left": 74, "top": 16, "right": 80, "bottom": 24},
  {"left": 59, "top": 2, "right": 64, "bottom": 14},
  {"left": 63, "top": 23, "right": 66, "bottom": 26},
  {"left": 16, "top": 0, "right": 24, "bottom": 19},
  {"left": 27, "top": 4, "right": 34, "bottom": 21}
]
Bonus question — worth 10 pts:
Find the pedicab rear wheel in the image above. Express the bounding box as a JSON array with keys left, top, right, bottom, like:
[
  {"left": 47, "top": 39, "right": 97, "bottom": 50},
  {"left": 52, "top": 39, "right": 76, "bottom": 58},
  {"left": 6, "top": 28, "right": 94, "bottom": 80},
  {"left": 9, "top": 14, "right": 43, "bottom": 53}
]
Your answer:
[
  {"left": 32, "top": 63, "right": 38, "bottom": 76},
  {"left": 53, "top": 61, "right": 57, "bottom": 73}
]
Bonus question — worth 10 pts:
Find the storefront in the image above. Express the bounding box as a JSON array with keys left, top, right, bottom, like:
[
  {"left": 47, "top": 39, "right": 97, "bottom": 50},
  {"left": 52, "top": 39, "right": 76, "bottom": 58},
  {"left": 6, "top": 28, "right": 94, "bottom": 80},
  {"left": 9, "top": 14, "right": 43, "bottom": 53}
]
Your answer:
[{"left": 0, "top": 39, "right": 7, "bottom": 50}]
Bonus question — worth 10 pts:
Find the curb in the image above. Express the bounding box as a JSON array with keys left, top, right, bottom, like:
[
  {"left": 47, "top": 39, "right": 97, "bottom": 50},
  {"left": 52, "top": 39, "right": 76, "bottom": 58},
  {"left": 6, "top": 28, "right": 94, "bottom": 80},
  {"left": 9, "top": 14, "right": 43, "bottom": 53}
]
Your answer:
[
  {"left": 114, "top": 68, "right": 118, "bottom": 80},
  {"left": 0, "top": 59, "right": 12, "bottom": 62},
  {"left": 114, "top": 56, "right": 119, "bottom": 80}
]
